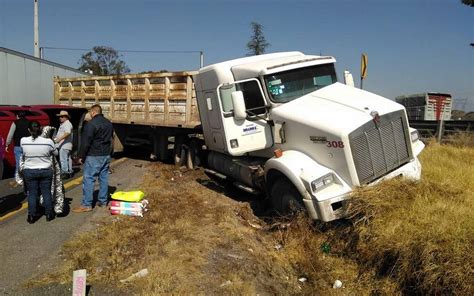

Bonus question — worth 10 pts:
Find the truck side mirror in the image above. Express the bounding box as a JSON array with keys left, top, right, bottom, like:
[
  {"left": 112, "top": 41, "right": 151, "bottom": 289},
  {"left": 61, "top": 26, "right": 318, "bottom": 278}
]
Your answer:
[
  {"left": 231, "top": 91, "right": 247, "bottom": 120},
  {"left": 344, "top": 70, "right": 354, "bottom": 87}
]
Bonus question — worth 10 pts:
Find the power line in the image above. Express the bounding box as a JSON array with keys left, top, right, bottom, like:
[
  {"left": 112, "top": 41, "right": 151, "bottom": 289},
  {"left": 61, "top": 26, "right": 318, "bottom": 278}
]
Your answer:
[
  {"left": 40, "top": 46, "right": 205, "bottom": 68},
  {"left": 40, "top": 46, "right": 202, "bottom": 54}
]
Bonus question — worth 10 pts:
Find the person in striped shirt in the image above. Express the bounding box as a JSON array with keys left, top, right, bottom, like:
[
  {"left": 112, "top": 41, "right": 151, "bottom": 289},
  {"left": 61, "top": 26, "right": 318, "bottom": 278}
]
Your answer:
[{"left": 20, "top": 121, "right": 58, "bottom": 224}]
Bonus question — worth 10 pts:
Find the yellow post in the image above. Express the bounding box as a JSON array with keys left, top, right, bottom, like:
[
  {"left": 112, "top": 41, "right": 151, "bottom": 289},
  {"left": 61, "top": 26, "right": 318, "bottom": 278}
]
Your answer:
[{"left": 360, "top": 53, "right": 368, "bottom": 89}]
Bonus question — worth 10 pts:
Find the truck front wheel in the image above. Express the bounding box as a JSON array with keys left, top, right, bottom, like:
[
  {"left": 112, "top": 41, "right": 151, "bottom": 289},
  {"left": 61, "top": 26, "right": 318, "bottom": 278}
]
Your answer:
[{"left": 270, "top": 178, "right": 304, "bottom": 216}]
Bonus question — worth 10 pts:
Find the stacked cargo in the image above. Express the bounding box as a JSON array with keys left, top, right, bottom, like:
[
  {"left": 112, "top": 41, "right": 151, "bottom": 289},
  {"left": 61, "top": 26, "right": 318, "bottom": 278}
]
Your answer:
[{"left": 109, "top": 191, "right": 148, "bottom": 217}]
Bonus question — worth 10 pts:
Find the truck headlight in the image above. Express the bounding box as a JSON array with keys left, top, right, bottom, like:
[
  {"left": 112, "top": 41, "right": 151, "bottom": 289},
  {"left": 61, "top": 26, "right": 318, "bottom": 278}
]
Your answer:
[
  {"left": 410, "top": 130, "right": 420, "bottom": 142},
  {"left": 311, "top": 174, "right": 335, "bottom": 192}
]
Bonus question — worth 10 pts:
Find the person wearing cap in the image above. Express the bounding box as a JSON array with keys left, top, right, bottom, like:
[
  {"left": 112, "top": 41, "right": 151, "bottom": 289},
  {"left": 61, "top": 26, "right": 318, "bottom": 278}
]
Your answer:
[{"left": 54, "top": 110, "right": 74, "bottom": 179}]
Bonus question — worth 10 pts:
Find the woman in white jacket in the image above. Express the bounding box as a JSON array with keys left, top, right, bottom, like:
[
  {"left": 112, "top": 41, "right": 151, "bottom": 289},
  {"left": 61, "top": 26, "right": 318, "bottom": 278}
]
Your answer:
[{"left": 21, "top": 121, "right": 57, "bottom": 224}]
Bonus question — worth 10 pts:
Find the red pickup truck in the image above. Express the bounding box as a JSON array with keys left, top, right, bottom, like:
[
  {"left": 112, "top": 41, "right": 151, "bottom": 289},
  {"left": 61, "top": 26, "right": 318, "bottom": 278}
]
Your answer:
[{"left": 0, "top": 105, "right": 87, "bottom": 179}]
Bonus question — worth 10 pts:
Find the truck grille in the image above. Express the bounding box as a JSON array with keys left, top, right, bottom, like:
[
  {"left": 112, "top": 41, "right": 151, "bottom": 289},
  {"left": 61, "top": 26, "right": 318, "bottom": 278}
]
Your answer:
[{"left": 350, "top": 111, "right": 411, "bottom": 185}]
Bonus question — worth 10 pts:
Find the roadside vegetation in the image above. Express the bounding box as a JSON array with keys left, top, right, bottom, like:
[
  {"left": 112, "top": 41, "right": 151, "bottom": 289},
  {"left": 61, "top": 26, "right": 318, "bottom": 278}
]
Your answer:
[
  {"left": 30, "top": 134, "right": 473, "bottom": 295},
  {"left": 342, "top": 136, "right": 474, "bottom": 295}
]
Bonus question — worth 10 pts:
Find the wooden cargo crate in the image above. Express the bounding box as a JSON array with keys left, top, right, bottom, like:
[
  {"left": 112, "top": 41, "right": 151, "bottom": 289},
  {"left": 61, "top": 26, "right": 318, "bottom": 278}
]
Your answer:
[{"left": 54, "top": 71, "right": 200, "bottom": 128}]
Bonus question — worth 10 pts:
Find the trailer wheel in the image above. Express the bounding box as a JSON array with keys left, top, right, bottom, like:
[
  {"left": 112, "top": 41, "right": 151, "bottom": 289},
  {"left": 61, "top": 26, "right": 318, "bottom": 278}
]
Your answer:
[
  {"left": 185, "top": 139, "right": 201, "bottom": 169},
  {"left": 186, "top": 146, "right": 195, "bottom": 169},
  {"left": 173, "top": 135, "right": 186, "bottom": 166},
  {"left": 270, "top": 177, "right": 304, "bottom": 215},
  {"left": 157, "top": 135, "right": 169, "bottom": 161}
]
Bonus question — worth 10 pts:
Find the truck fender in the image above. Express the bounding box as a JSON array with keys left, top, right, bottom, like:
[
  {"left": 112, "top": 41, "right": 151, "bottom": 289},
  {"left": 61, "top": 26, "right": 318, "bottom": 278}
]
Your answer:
[{"left": 264, "top": 150, "right": 335, "bottom": 202}]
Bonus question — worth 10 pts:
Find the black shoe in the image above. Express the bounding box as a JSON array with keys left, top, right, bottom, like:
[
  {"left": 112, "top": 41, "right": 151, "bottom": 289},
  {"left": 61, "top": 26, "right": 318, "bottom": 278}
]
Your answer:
[
  {"left": 97, "top": 202, "right": 107, "bottom": 208},
  {"left": 46, "top": 214, "right": 55, "bottom": 222},
  {"left": 27, "top": 215, "right": 36, "bottom": 224}
]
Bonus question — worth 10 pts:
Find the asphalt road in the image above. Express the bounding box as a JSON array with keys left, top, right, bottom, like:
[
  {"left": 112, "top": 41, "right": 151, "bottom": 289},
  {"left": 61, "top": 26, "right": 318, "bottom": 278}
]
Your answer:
[{"left": 0, "top": 157, "right": 148, "bottom": 295}]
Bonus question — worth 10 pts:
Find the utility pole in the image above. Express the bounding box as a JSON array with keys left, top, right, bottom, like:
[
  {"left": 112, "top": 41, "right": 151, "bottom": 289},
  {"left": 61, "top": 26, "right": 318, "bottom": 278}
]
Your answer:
[{"left": 34, "top": 0, "right": 40, "bottom": 58}]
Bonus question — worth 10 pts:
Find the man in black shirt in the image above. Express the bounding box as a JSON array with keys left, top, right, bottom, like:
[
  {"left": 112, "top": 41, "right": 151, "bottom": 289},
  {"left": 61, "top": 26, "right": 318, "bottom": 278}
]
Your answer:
[{"left": 73, "top": 104, "right": 114, "bottom": 212}]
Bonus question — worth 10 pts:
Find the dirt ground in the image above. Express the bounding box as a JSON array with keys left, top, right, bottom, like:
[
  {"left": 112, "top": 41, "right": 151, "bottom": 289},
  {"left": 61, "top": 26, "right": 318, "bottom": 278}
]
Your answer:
[{"left": 24, "top": 160, "right": 381, "bottom": 295}]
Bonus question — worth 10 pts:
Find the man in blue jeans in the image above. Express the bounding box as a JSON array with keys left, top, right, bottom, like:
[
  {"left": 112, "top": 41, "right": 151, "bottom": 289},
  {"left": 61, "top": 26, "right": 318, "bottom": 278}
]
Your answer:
[
  {"left": 73, "top": 104, "right": 113, "bottom": 213},
  {"left": 6, "top": 111, "right": 30, "bottom": 179}
]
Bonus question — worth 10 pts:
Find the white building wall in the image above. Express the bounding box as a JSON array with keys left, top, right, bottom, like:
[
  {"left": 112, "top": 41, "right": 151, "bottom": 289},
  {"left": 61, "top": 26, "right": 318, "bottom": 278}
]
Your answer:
[{"left": 0, "top": 48, "right": 87, "bottom": 105}]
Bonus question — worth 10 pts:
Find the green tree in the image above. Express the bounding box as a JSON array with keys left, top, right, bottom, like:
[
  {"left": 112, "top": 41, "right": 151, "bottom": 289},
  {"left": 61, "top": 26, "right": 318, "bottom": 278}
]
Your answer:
[
  {"left": 461, "top": 0, "right": 473, "bottom": 7},
  {"left": 78, "top": 46, "right": 130, "bottom": 75},
  {"left": 246, "top": 22, "right": 270, "bottom": 56}
]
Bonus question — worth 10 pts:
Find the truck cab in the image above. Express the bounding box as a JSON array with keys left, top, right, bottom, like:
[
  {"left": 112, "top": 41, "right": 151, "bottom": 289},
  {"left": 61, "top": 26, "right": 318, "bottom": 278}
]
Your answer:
[{"left": 194, "top": 52, "right": 425, "bottom": 222}]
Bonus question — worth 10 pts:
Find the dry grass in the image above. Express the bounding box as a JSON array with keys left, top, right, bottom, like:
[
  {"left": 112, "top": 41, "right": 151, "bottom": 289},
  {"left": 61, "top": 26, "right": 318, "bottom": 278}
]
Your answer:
[
  {"left": 342, "top": 140, "right": 474, "bottom": 295},
  {"left": 264, "top": 133, "right": 474, "bottom": 295},
  {"left": 31, "top": 136, "right": 473, "bottom": 295},
  {"left": 443, "top": 131, "right": 474, "bottom": 148}
]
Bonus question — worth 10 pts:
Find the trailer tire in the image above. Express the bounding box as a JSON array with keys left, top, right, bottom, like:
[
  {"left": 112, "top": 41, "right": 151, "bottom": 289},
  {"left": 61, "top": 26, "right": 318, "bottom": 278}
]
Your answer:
[
  {"left": 175, "top": 147, "right": 186, "bottom": 166},
  {"left": 185, "top": 138, "right": 201, "bottom": 169},
  {"left": 270, "top": 177, "right": 304, "bottom": 216},
  {"left": 174, "top": 136, "right": 186, "bottom": 166},
  {"left": 157, "top": 135, "right": 169, "bottom": 161}
]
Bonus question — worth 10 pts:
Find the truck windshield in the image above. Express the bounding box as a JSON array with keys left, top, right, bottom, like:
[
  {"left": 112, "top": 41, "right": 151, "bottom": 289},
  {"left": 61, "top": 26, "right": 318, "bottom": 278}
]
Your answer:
[{"left": 264, "top": 63, "right": 337, "bottom": 103}]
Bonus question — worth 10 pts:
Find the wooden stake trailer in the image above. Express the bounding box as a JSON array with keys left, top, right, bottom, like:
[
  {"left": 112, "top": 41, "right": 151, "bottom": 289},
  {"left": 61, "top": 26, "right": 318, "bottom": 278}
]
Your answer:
[{"left": 54, "top": 71, "right": 203, "bottom": 165}]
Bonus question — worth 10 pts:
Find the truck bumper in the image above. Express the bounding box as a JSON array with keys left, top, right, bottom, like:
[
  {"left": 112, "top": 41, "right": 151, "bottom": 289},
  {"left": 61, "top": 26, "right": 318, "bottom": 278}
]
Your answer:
[
  {"left": 303, "top": 157, "right": 422, "bottom": 222},
  {"left": 374, "top": 157, "right": 422, "bottom": 183},
  {"left": 303, "top": 194, "right": 347, "bottom": 222}
]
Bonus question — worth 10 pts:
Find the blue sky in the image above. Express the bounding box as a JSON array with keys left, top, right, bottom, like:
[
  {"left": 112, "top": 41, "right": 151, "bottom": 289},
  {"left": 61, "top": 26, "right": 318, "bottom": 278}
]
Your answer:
[{"left": 0, "top": 0, "right": 473, "bottom": 110}]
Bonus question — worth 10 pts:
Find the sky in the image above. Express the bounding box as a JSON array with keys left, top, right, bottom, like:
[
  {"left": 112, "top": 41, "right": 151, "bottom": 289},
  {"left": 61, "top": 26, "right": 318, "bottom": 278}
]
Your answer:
[{"left": 0, "top": 0, "right": 473, "bottom": 110}]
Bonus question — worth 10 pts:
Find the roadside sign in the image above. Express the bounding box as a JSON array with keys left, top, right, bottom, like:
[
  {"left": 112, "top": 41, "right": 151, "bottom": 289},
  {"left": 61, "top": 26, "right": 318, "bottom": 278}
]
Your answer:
[{"left": 72, "top": 269, "right": 87, "bottom": 296}]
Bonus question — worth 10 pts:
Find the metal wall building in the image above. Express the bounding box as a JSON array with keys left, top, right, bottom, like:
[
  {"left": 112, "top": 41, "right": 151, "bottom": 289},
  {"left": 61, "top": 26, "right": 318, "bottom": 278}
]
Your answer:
[{"left": 0, "top": 47, "right": 87, "bottom": 105}]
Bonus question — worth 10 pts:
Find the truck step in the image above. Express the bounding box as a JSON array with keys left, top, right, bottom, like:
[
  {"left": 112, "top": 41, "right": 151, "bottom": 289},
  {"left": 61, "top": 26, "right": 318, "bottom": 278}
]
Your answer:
[
  {"left": 204, "top": 169, "right": 228, "bottom": 180},
  {"left": 233, "top": 182, "right": 260, "bottom": 195}
]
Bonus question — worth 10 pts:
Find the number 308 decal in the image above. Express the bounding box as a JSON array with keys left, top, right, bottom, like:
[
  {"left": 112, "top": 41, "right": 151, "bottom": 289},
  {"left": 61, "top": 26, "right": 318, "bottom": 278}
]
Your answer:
[{"left": 327, "top": 141, "right": 344, "bottom": 148}]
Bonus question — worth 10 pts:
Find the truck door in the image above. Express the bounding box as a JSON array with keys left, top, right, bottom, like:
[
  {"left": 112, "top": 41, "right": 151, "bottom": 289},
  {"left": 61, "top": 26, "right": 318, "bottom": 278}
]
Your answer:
[{"left": 217, "top": 78, "right": 273, "bottom": 156}]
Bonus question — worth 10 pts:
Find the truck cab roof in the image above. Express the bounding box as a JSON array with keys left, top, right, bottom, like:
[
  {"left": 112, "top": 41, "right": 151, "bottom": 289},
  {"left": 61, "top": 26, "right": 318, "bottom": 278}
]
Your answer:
[
  {"left": 199, "top": 52, "right": 303, "bottom": 73},
  {"left": 199, "top": 52, "right": 336, "bottom": 81},
  {"left": 232, "top": 55, "right": 336, "bottom": 80}
]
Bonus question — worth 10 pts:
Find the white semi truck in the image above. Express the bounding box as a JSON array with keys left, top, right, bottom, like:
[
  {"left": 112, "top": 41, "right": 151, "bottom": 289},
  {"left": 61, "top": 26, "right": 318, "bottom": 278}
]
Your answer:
[{"left": 55, "top": 51, "right": 425, "bottom": 222}]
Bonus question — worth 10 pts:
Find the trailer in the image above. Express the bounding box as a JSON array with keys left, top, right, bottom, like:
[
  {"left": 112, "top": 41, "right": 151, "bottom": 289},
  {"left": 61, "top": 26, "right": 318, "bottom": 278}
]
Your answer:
[
  {"left": 54, "top": 71, "right": 200, "bottom": 164},
  {"left": 55, "top": 52, "right": 425, "bottom": 222},
  {"left": 395, "top": 92, "right": 452, "bottom": 121}
]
